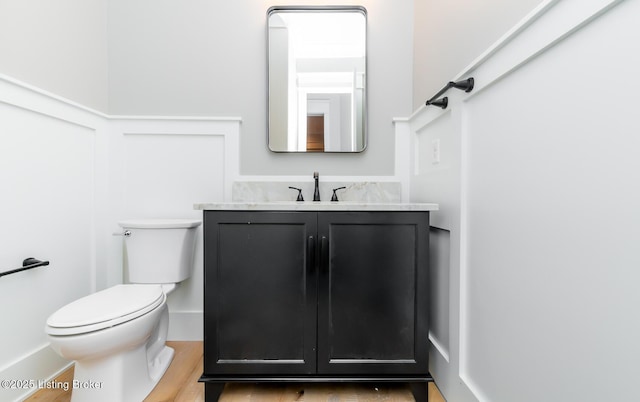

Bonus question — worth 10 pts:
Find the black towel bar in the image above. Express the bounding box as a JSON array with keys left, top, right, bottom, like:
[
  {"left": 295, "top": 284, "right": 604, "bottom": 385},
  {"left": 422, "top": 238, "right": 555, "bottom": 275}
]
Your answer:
[
  {"left": 425, "top": 77, "right": 474, "bottom": 109},
  {"left": 0, "top": 258, "right": 50, "bottom": 278}
]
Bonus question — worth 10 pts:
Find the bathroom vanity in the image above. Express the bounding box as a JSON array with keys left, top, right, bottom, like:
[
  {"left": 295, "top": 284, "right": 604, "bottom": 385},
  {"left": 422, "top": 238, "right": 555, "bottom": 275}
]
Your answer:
[{"left": 195, "top": 202, "right": 438, "bottom": 402}]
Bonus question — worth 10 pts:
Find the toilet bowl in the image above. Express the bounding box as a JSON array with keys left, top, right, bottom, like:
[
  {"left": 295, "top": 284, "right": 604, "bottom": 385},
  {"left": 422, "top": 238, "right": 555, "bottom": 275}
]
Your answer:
[
  {"left": 45, "top": 219, "right": 200, "bottom": 402},
  {"left": 46, "top": 285, "right": 173, "bottom": 402}
]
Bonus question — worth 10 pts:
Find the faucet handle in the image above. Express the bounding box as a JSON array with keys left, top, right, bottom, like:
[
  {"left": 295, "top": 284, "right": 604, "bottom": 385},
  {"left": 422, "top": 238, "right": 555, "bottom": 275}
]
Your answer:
[
  {"left": 331, "top": 187, "right": 347, "bottom": 202},
  {"left": 289, "top": 187, "right": 304, "bottom": 202}
]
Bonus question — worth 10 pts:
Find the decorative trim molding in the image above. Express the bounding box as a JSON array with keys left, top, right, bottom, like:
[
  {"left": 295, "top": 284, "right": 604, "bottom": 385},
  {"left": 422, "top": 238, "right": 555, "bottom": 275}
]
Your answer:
[
  {"left": 110, "top": 118, "right": 240, "bottom": 204},
  {"left": 0, "top": 73, "right": 108, "bottom": 119},
  {"left": 460, "top": 0, "right": 624, "bottom": 99},
  {"left": 429, "top": 332, "right": 450, "bottom": 363},
  {"left": 110, "top": 115, "right": 241, "bottom": 121},
  {"left": 0, "top": 344, "right": 72, "bottom": 402},
  {"left": 1, "top": 72, "right": 242, "bottom": 124}
]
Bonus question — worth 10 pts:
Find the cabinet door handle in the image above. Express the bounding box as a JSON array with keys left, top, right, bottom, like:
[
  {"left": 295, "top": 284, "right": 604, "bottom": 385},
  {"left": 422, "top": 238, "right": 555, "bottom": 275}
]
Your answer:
[
  {"left": 307, "top": 236, "right": 315, "bottom": 266},
  {"left": 320, "top": 236, "right": 328, "bottom": 271}
]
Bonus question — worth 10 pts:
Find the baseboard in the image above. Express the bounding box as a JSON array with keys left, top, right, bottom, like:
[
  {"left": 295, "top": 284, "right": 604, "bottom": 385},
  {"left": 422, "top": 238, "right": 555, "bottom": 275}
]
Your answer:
[
  {"left": 0, "top": 343, "right": 71, "bottom": 402},
  {"left": 168, "top": 311, "right": 203, "bottom": 341},
  {"left": 0, "top": 313, "right": 201, "bottom": 401}
]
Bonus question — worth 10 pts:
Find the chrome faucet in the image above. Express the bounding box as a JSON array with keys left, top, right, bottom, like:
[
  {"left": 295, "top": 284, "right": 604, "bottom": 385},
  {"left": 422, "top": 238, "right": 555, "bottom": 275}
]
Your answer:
[{"left": 313, "top": 172, "right": 320, "bottom": 201}]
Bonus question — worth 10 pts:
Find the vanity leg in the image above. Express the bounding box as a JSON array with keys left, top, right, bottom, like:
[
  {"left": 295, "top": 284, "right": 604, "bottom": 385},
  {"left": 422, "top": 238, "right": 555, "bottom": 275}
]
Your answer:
[
  {"left": 204, "top": 382, "right": 225, "bottom": 402},
  {"left": 410, "top": 382, "right": 428, "bottom": 402}
]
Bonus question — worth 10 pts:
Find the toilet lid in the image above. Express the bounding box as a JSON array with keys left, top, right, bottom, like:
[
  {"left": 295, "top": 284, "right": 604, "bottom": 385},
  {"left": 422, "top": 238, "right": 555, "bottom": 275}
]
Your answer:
[{"left": 46, "top": 284, "right": 164, "bottom": 336}]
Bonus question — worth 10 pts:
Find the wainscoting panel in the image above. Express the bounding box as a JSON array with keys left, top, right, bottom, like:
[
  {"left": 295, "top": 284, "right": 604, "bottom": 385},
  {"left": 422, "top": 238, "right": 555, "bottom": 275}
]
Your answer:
[
  {"left": 462, "top": 1, "right": 638, "bottom": 400},
  {"left": 121, "top": 132, "right": 225, "bottom": 219},
  {"left": 0, "top": 75, "right": 104, "bottom": 402},
  {"left": 0, "top": 74, "right": 242, "bottom": 400},
  {"left": 428, "top": 227, "right": 450, "bottom": 362},
  {"left": 110, "top": 118, "right": 240, "bottom": 340},
  {"left": 405, "top": 0, "right": 635, "bottom": 401}
]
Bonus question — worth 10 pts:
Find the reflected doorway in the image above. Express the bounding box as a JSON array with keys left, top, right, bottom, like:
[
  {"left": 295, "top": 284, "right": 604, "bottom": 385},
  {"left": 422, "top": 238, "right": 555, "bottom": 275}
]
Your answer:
[{"left": 307, "top": 115, "right": 324, "bottom": 152}]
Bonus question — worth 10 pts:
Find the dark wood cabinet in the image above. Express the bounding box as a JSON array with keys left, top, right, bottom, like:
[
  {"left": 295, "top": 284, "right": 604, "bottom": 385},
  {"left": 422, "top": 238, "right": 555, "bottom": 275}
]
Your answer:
[
  {"left": 201, "top": 209, "right": 431, "bottom": 401},
  {"left": 203, "top": 211, "right": 317, "bottom": 375}
]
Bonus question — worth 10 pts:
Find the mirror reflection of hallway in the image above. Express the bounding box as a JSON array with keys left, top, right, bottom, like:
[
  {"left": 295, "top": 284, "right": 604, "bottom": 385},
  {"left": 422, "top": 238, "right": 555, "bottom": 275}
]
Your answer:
[
  {"left": 267, "top": 6, "right": 367, "bottom": 152},
  {"left": 307, "top": 115, "right": 324, "bottom": 152}
]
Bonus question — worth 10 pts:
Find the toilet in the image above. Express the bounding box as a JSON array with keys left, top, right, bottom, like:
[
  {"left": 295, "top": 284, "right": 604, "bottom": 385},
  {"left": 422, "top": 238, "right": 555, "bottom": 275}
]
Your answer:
[{"left": 45, "top": 219, "right": 201, "bottom": 402}]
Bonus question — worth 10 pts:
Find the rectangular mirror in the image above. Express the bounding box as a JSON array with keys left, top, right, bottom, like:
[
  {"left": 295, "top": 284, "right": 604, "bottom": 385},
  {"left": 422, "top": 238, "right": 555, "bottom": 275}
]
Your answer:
[{"left": 268, "top": 6, "right": 367, "bottom": 153}]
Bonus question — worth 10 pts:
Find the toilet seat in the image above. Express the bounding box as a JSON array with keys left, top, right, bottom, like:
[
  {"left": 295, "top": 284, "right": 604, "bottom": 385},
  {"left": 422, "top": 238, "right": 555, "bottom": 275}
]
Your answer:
[{"left": 46, "top": 284, "right": 165, "bottom": 336}]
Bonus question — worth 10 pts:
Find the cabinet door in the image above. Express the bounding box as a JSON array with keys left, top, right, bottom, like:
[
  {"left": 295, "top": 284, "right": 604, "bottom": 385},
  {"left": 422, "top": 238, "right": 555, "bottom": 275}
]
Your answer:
[
  {"left": 317, "top": 212, "right": 429, "bottom": 375},
  {"left": 204, "top": 211, "right": 317, "bottom": 375}
]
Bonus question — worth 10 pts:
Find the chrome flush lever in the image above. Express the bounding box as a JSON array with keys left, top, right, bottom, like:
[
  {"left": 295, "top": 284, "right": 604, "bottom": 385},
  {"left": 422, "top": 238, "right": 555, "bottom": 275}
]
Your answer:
[{"left": 112, "top": 230, "right": 131, "bottom": 237}]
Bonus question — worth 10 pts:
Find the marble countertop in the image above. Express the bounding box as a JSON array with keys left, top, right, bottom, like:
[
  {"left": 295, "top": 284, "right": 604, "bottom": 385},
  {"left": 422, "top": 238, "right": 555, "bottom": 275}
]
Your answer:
[{"left": 194, "top": 201, "right": 438, "bottom": 211}]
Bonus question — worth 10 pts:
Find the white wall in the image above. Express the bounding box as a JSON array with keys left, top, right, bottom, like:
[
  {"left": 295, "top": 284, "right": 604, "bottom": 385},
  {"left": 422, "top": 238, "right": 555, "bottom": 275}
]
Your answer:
[
  {"left": 0, "top": 0, "right": 411, "bottom": 175},
  {"left": 0, "top": 0, "right": 109, "bottom": 112},
  {"left": 405, "top": 0, "right": 640, "bottom": 400},
  {"left": 412, "top": 0, "right": 543, "bottom": 111},
  {"left": 107, "top": 0, "right": 414, "bottom": 177}
]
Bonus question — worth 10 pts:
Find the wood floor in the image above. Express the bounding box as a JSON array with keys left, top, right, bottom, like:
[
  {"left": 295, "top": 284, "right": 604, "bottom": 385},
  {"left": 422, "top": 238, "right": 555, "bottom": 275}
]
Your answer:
[{"left": 27, "top": 341, "right": 445, "bottom": 402}]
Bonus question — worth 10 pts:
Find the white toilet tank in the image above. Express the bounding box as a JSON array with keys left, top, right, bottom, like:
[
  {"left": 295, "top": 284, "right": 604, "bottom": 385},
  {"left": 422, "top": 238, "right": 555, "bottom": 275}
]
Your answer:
[{"left": 118, "top": 219, "right": 201, "bottom": 284}]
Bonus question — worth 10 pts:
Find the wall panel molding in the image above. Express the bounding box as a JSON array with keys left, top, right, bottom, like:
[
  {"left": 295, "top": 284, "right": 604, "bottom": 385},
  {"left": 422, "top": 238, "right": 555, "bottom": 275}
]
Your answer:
[
  {"left": 0, "top": 75, "right": 104, "bottom": 402},
  {"left": 0, "top": 72, "right": 241, "bottom": 400},
  {"left": 113, "top": 118, "right": 241, "bottom": 203},
  {"left": 461, "top": 0, "right": 624, "bottom": 98},
  {"left": 404, "top": 1, "right": 630, "bottom": 401}
]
